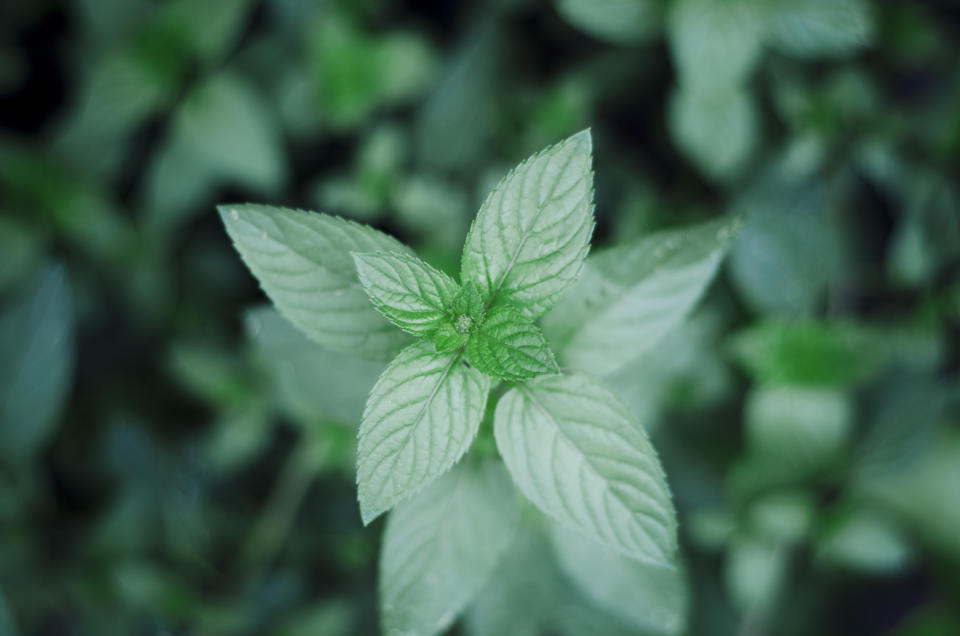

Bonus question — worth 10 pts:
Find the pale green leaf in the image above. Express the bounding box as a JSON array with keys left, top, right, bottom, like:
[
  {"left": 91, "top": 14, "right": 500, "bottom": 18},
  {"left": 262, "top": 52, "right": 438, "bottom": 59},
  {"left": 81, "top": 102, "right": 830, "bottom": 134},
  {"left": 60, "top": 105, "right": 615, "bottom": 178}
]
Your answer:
[
  {"left": 669, "top": 84, "right": 758, "bottom": 181},
  {"left": 353, "top": 251, "right": 459, "bottom": 338},
  {"left": 550, "top": 523, "right": 688, "bottom": 635},
  {"left": 245, "top": 307, "right": 385, "bottom": 426},
  {"left": 466, "top": 515, "right": 566, "bottom": 636},
  {"left": 381, "top": 459, "right": 518, "bottom": 636},
  {"left": 466, "top": 304, "right": 558, "bottom": 381},
  {"left": 816, "top": 506, "right": 911, "bottom": 574},
  {"left": 494, "top": 373, "right": 677, "bottom": 564},
  {"left": 728, "top": 178, "right": 846, "bottom": 316},
  {"left": 745, "top": 386, "right": 853, "bottom": 477},
  {"left": 746, "top": 491, "right": 815, "bottom": 544},
  {"left": 461, "top": 130, "right": 595, "bottom": 318},
  {"left": 0, "top": 265, "right": 75, "bottom": 465},
  {"left": 768, "top": 0, "right": 874, "bottom": 59},
  {"left": 357, "top": 341, "right": 491, "bottom": 523},
  {"left": 668, "top": 0, "right": 766, "bottom": 91},
  {"left": 725, "top": 536, "right": 787, "bottom": 612},
  {"left": 177, "top": 73, "right": 284, "bottom": 192},
  {"left": 545, "top": 216, "right": 739, "bottom": 377},
  {"left": 556, "top": 0, "right": 664, "bottom": 46},
  {"left": 219, "top": 204, "right": 411, "bottom": 361}
]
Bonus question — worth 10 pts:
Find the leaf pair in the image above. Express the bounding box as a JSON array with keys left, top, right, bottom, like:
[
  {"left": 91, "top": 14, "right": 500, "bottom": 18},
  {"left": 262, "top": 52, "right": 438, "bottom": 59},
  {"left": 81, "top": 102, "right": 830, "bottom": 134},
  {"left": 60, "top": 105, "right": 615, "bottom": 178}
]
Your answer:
[{"left": 351, "top": 251, "right": 557, "bottom": 381}]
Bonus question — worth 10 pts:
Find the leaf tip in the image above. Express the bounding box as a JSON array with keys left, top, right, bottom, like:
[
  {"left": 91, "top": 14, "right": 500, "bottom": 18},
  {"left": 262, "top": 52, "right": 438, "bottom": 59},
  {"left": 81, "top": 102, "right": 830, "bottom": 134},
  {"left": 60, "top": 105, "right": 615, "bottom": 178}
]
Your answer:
[{"left": 568, "top": 128, "right": 593, "bottom": 152}]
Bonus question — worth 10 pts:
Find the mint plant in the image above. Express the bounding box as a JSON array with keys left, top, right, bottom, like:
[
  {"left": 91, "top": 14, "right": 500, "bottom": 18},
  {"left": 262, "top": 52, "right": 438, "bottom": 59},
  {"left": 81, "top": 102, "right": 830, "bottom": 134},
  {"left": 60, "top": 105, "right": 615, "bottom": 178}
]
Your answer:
[{"left": 220, "top": 131, "right": 736, "bottom": 635}]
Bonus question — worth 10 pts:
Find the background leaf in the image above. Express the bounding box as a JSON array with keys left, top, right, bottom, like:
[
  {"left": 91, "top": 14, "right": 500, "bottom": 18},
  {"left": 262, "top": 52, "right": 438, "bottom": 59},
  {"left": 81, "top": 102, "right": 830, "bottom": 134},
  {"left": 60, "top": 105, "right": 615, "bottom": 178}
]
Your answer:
[
  {"left": 0, "top": 265, "right": 75, "bottom": 465},
  {"left": 545, "top": 216, "right": 739, "bottom": 376},
  {"left": 380, "top": 459, "right": 518, "bottom": 636}
]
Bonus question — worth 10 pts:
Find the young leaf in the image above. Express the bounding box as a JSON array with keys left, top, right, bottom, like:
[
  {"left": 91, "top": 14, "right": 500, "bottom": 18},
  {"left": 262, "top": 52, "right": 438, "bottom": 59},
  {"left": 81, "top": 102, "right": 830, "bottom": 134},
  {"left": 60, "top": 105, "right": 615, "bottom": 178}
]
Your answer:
[
  {"left": 380, "top": 459, "right": 519, "bottom": 636},
  {"left": 461, "top": 130, "right": 595, "bottom": 318},
  {"left": 431, "top": 322, "right": 468, "bottom": 353},
  {"left": 219, "top": 204, "right": 411, "bottom": 360},
  {"left": 0, "top": 265, "right": 75, "bottom": 465},
  {"left": 357, "top": 341, "right": 491, "bottom": 523},
  {"left": 353, "top": 251, "right": 459, "bottom": 338},
  {"left": 466, "top": 304, "right": 558, "bottom": 381},
  {"left": 494, "top": 373, "right": 677, "bottom": 564},
  {"left": 544, "top": 216, "right": 740, "bottom": 377},
  {"left": 451, "top": 281, "right": 485, "bottom": 323},
  {"left": 550, "top": 523, "right": 688, "bottom": 635}
]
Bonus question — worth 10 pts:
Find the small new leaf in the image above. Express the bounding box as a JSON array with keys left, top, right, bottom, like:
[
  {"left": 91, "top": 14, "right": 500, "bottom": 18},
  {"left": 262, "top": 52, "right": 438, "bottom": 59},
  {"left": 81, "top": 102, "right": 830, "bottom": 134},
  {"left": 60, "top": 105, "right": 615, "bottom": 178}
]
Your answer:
[
  {"left": 431, "top": 322, "right": 468, "bottom": 353},
  {"left": 451, "top": 281, "right": 485, "bottom": 323},
  {"left": 353, "top": 251, "right": 459, "bottom": 338},
  {"left": 219, "top": 204, "right": 410, "bottom": 360},
  {"left": 466, "top": 304, "right": 558, "bottom": 381},
  {"left": 380, "top": 459, "right": 519, "bottom": 636},
  {"left": 495, "top": 373, "right": 677, "bottom": 564},
  {"left": 461, "top": 130, "right": 595, "bottom": 318},
  {"left": 357, "top": 341, "right": 491, "bottom": 523}
]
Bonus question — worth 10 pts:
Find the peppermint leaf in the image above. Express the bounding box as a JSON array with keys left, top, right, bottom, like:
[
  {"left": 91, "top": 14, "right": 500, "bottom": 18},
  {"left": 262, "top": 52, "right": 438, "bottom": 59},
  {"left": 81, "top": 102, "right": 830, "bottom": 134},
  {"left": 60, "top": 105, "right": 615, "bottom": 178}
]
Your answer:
[
  {"left": 461, "top": 130, "right": 595, "bottom": 318},
  {"left": 550, "top": 523, "right": 689, "bottom": 635},
  {"left": 357, "top": 341, "right": 491, "bottom": 523},
  {"left": 353, "top": 251, "right": 459, "bottom": 338},
  {"left": 555, "top": 0, "right": 665, "bottom": 46},
  {"left": 466, "top": 304, "right": 558, "bottom": 381},
  {"left": 494, "top": 373, "right": 677, "bottom": 564},
  {"left": 219, "top": 204, "right": 411, "bottom": 360},
  {"left": 380, "top": 459, "right": 518, "bottom": 636},
  {"left": 544, "top": 216, "right": 740, "bottom": 377}
]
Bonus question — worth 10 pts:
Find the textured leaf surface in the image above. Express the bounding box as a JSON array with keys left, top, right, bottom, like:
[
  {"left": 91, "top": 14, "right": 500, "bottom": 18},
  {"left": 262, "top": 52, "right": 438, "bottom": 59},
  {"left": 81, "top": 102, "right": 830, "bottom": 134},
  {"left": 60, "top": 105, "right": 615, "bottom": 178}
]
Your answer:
[
  {"left": 0, "top": 265, "right": 75, "bottom": 465},
  {"left": 381, "top": 460, "right": 518, "bottom": 636},
  {"left": 768, "top": 0, "right": 873, "bottom": 59},
  {"left": 357, "top": 341, "right": 490, "bottom": 523},
  {"left": 545, "top": 216, "right": 739, "bottom": 376},
  {"left": 466, "top": 304, "right": 558, "bottom": 381},
  {"left": 550, "top": 523, "right": 688, "bottom": 635},
  {"left": 353, "top": 251, "right": 459, "bottom": 338},
  {"left": 219, "top": 204, "right": 411, "bottom": 360},
  {"left": 461, "top": 130, "right": 594, "bottom": 318},
  {"left": 494, "top": 373, "right": 677, "bottom": 563}
]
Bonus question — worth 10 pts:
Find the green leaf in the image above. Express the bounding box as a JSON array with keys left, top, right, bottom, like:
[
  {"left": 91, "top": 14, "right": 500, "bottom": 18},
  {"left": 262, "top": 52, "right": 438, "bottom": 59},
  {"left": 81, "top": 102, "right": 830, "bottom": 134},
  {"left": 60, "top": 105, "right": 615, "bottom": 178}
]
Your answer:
[
  {"left": 545, "top": 216, "right": 739, "bottom": 377},
  {"left": 767, "top": 0, "right": 874, "bottom": 59},
  {"left": 745, "top": 386, "right": 853, "bottom": 478},
  {"left": 431, "top": 322, "right": 469, "bottom": 353},
  {"left": 668, "top": 85, "right": 758, "bottom": 181},
  {"left": 466, "top": 304, "right": 558, "bottom": 381},
  {"left": 176, "top": 73, "right": 285, "bottom": 192},
  {"left": 461, "top": 130, "right": 595, "bottom": 318},
  {"left": 729, "top": 320, "right": 885, "bottom": 388},
  {"left": 357, "top": 341, "right": 491, "bottom": 523},
  {"left": 380, "top": 459, "right": 519, "bottom": 636},
  {"left": 668, "top": 0, "right": 766, "bottom": 91},
  {"left": 451, "top": 282, "right": 485, "bottom": 322},
  {"left": 0, "top": 265, "right": 75, "bottom": 465},
  {"left": 816, "top": 506, "right": 911, "bottom": 574},
  {"left": 550, "top": 523, "right": 688, "bottom": 635},
  {"left": 555, "top": 0, "right": 664, "bottom": 46},
  {"left": 494, "top": 373, "right": 677, "bottom": 564},
  {"left": 219, "top": 204, "right": 411, "bottom": 361},
  {"left": 353, "top": 251, "right": 459, "bottom": 338},
  {"left": 724, "top": 536, "right": 787, "bottom": 612},
  {"left": 729, "top": 177, "right": 848, "bottom": 317},
  {"left": 245, "top": 307, "right": 385, "bottom": 426}
]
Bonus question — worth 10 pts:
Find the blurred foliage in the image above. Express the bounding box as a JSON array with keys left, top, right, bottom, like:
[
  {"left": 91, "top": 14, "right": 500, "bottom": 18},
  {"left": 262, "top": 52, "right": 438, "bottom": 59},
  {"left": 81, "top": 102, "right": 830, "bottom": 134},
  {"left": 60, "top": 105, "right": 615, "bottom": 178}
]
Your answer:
[{"left": 1, "top": 0, "right": 959, "bottom": 634}]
